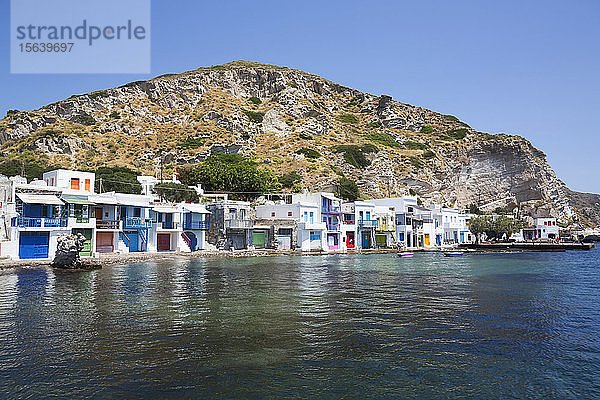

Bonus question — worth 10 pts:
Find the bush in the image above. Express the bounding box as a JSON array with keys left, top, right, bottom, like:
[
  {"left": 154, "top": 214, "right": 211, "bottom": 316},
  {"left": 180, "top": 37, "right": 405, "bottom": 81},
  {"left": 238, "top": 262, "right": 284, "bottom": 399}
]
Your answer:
[
  {"left": 242, "top": 109, "right": 265, "bottom": 123},
  {"left": 109, "top": 111, "right": 120, "bottom": 119},
  {"left": 338, "top": 114, "right": 358, "bottom": 124},
  {"left": 0, "top": 158, "right": 61, "bottom": 182},
  {"left": 5, "top": 109, "right": 19, "bottom": 117},
  {"left": 298, "top": 133, "right": 313, "bottom": 140},
  {"left": 423, "top": 150, "right": 436, "bottom": 159},
  {"left": 409, "top": 156, "right": 424, "bottom": 169},
  {"left": 404, "top": 141, "right": 428, "bottom": 150},
  {"left": 367, "top": 132, "right": 402, "bottom": 148},
  {"left": 367, "top": 121, "right": 382, "bottom": 128},
  {"left": 153, "top": 182, "right": 199, "bottom": 203},
  {"left": 444, "top": 114, "right": 460, "bottom": 122},
  {"left": 279, "top": 171, "right": 302, "bottom": 188},
  {"left": 89, "top": 90, "right": 109, "bottom": 100},
  {"left": 247, "top": 96, "right": 262, "bottom": 105},
  {"left": 286, "top": 81, "right": 298, "bottom": 88},
  {"left": 447, "top": 128, "right": 468, "bottom": 139},
  {"left": 95, "top": 166, "right": 142, "bottom": 194},
  {"left": 178, "top": 154, "right": 279, "bottom": 200},
  {"left": 336, "top": 177, "right": 360, "bottom": 201},
  {"left": 420, "top": 125, "right": 433, "bottom": 134},
  {"left": 331, "top": 145, "right": 376, "bottom": 169},
  {"left": 295, "top": 148, "right": 321, "bottom": 159},
  {"left": 179, "top": 137, "right": 205, "bottom": 149}
]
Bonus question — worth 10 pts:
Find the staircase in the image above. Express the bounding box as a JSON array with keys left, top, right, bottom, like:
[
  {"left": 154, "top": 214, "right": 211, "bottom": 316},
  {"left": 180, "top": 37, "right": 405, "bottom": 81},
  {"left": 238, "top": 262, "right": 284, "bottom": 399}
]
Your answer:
[{"left": 181, "top": 232, "right": 192, "bottom": 252}]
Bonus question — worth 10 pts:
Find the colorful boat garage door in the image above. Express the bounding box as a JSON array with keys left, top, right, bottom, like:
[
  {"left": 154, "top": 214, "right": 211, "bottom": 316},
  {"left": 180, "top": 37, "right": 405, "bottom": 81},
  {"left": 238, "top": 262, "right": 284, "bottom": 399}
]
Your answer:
[
  {"left": 73, "top": 228, "right": 92, "bottom": 257},
  {"left": 123, "top": 231, "right": 140, "bottom": 252},
  {"left": 96, "top": 232, "right": 114, "bottom": 253},
  {"left": 19, "top": 231, "right": 50, "bottom": 259},
  {"left": 157, "top": 234, "right": 171, "bottom": 251}
]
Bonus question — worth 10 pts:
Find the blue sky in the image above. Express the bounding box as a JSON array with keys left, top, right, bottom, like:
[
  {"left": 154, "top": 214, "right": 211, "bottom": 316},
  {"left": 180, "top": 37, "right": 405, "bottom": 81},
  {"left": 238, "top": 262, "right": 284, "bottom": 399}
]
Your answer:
[{"left": 1, "top": 0, "right": 599, "bottom": 193}]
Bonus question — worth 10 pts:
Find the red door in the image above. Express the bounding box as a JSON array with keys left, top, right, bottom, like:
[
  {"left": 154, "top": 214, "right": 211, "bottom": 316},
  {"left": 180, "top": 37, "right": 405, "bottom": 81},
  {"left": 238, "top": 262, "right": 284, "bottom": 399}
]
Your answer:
[
  {"left": 157, "top": 234, "right": 171, "bottom": 251},
  {"left": 346, "top": 232, "right": 355, "bottom": 249}
]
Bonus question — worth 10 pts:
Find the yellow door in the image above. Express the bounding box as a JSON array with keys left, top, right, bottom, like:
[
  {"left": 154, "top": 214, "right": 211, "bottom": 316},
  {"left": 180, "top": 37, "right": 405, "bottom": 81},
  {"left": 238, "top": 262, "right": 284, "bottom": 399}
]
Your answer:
[{"left": 424, "top": 234, "right": 430, "bottom": 246}]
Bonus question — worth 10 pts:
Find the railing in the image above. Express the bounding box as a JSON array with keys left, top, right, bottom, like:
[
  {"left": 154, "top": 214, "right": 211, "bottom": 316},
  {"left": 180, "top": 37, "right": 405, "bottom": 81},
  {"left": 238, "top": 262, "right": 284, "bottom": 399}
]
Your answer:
[
  {"left": 181, "top": 232, "right": 191, "bottom": 247},
  {"left": 11, "top": 217, "right": 67, "bottom": 228},
  {"left": 225, "top": 219, "right": 253, "bottom": 229},
  {"left": 159, "top": 221, "right": 177, "bottom": 230},
  {"left": 124, "top": 217, "right": 151, "bottom": 229},
  {"left": 96, "top": 220, "right": 120, "bottom": 230},
  {"left": 326, "top": 223, "right": 340, "bottom": 231},
  {"left": 75, "top": 216, "right": 89, "bottom": 223},
  {"left": 119, "top": 232, "right": 130, "bottom": 247},
  {"left": 322, "top": 206, "right": 341, "bottom": 213},
  {"left": 342, "top": 219, "right": 356, "bottom": 225},
  {"left": 358, "top": 220, "right": 378, "bottom": 228},
  {"left": 183, "top": 221, "right": 210, "bottom": 230}
]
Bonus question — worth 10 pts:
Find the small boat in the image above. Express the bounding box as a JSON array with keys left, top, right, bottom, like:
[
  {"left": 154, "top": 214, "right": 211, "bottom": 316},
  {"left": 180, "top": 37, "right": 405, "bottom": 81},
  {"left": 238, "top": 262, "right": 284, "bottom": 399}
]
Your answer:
[
  {"left": 398, "top": 252, "right": 414, "bottom": 258},
  {"left": 444, "top": 251, "right": 464, "bottom": 257}
]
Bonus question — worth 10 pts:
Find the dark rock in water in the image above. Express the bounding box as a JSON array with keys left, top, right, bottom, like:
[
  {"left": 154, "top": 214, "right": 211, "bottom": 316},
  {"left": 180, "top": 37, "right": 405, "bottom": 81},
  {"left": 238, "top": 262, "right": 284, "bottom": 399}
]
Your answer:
[{"left": 52, "top": 233, "right": 94, "bottom": 269}]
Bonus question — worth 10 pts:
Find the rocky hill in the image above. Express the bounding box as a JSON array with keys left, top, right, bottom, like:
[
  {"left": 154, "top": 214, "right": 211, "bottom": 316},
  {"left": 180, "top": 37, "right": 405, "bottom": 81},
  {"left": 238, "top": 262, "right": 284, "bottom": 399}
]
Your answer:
[{"left": 0, "top": 60, "right": 598, "bottom": 226}]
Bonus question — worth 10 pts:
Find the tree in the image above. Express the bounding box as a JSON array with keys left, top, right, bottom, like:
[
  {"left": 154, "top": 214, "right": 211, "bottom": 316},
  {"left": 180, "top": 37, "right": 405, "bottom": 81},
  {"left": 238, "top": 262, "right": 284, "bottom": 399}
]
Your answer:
[
  {"left": 278, "top": 171, "right": 302, "bottom": 189},
  {"left": 177, "top": 154, "right": 279, "bottom": 200},
  {"left": 468, "top": 215, "right": 492, "bottom": 243},
  {"left": 469, "top": 203, "right": 483, "bottom": 215},
  {"left": 336, "top": 177, "right": 360, "bottom": 202},
  {"left": 153, "top": 182, "right": 199, "bottom": 203},
  {"left": 493, "top": 216, "right": 523, "bottom": 240},
  {"left": 0, "top": 157, "right": 61, "bottom": 182},
  {"left": 95, "top": 166, "right": 142, "bottom": 194}
]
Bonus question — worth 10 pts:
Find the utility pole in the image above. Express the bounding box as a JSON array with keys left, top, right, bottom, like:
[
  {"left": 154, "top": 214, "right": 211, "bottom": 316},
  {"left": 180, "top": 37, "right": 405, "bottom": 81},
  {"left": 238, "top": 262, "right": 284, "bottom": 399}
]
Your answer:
[{"left": 99, "top": 178, "right": 103, "bottom": 194}]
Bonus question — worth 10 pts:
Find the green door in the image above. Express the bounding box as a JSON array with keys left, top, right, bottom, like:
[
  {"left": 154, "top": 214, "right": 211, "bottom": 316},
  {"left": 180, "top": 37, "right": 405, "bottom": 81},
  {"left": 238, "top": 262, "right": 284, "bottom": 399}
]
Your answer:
[
  {"left": 253, "top": 231, "right": 266, "bottom": 248},
  {"left": 73, "top": 228, "right": 92, "bottom": 257}
]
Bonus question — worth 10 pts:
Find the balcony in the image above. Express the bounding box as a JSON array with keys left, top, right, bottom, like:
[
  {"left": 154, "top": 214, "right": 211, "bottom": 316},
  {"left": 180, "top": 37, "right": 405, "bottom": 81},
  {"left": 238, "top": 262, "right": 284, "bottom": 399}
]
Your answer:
[
  {"left": 11, "top": 217, "right": 68, "bottom": 228},
  {"left": 183, "top": 221, "right": 210, "bottom": 230},
  {"left": 225, "top": 219, "right": 253, "bottom": 229},
  {"left": 124, "top": 217, "right": 152, "bottom": 229},
  {"left": 342, "top": 219, "right": 356, "bottom": 225},
  {"left": 157, "top": 221, "right": 179, "bottom": 230},
  {"left": 96, "top": 219, "right": 121, "bottom": 230},
  {"left": 358, "top": 219, "right": 378, "bottom": 228},
  {"left": 322, "top": 206, "right": 341, "bottom": 214},
  {"left": 298, "top": 221, "right": 327, "bottom": 231}
]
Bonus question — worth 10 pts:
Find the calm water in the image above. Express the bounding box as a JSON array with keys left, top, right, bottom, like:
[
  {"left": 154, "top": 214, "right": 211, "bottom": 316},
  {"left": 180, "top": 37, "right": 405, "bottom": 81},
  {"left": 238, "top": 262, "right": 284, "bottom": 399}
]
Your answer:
[{"left": 0, "top": 248, "right": 599, "bottom": 399}]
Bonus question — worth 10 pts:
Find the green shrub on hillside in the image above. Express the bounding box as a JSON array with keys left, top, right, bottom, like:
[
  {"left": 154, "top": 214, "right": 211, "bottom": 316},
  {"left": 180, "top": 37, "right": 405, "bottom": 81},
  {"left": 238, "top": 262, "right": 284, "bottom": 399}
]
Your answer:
[
  {"left": 279, "top": 171, "right": 302, "bottom": 188},
  {"left": 242, "top": 109, "right": 265, "bottom": 123},
  {"left": 331, "top": 144, "right": 375, "bottom": 169},
  {"left": 179, "top": 137, "right": 205, "bottom": 149},
  {"left": 409, "top": 156, "right": 424, "bottom": 169},
  {"left": 420, "top": 125, "right": 433, "bottom": 134},
  {"left": 336, "top": 177, "right": 360, "bottom": 202},
  {"left": 367, "top": 121, "right": 382, "bottom": 128},
  {"left": 295, "top": 148, "right": 321, "bottom": 159},
  {"left": 447, "top": 128, "right": 468, "bottom": 139},
  {"left": 247, "top": 96, "right": 262, "bottom": 105},
  {"left": 423, "top": 150, "right": 436, "bottom": 159},
  {"left": 338, "top": 114, "right": 358, "bottom": 124},
  {"left": 404, "top": 141, "right": 428, "bottom": 150},
  {"left": 367, "top": 132, "right": 402, "bottom": 148}
]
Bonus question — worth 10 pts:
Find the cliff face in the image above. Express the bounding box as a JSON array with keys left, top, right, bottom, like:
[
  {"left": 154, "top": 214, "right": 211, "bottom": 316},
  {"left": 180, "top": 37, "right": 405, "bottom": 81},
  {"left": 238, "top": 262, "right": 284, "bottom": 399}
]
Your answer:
[{"left": 0, "top": 60, "right": 597, "bottom": 226}]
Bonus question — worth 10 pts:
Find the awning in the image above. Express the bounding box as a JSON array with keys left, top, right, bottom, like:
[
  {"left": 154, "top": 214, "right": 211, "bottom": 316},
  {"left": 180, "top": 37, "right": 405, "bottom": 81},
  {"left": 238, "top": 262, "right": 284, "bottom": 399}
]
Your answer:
[
  {"left": 152, "top": 206, "right": 179, "bottom": 213},
  {"left": 16, "top": 193, "right": 64, "bottom": 205},
  {"left": 183, "top": 204, "right": 210, "bottom": 214},
  {"left": 61, "top": 195, "right": 96, "bottom": 205},
  {"left": 321, "top": 192, "right": 337, "bottom": 200},
  {"left": 89, "top": 194, "right": 119, "bottom": 205}
]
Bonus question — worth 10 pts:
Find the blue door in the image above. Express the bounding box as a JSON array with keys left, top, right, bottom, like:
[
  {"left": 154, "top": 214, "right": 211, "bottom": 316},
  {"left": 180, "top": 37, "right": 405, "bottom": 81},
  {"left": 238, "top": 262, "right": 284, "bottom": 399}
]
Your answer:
[
  {"left": 124, "top": 231, "right": 139, "bottom": 252},
  {"left": 361, "top": 231, "right": 370, "bottom": 248},
  {"left": 19, "top": 232, "right": 50, "bottom": 259}
]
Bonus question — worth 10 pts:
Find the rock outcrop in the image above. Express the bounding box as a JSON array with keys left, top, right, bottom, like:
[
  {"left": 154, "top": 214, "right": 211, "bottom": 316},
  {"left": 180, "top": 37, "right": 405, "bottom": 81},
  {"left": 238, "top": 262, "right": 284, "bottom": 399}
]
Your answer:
[
  {"left": 52, "top": 233, "right": 87, "bottom": 269},
  {"left": 0, "top": 60, "right": 597, "bottom": 226}
]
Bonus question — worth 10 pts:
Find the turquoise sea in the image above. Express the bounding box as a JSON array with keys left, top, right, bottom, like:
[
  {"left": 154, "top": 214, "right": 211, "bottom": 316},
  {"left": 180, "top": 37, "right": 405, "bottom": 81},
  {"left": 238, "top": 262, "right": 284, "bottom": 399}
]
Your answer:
[{"left": 0, "top": 247, "right": 599, "bottom": 399}]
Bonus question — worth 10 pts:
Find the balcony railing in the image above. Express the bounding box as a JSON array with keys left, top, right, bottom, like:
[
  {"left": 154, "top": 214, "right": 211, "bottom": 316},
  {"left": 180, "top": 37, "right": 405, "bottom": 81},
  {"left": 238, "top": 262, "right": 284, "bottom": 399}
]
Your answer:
[
  {"left": 124, "top": 217, "right": 151, "bottom": 229},
  {"left": 75, "top": 216, "right": 90, "bottom": 223},
  {"left": 326, "top": 223, "right": 340, "bottom": 231},
  {"left": 322, "top": 206, "right": 341, "bottom": 214},
  {"left": 358, "top": 219, "right": 378, "bottom": 228},
  {"left": 225, "top": 219, "right": 253, "bottom": 229},
  {"left": 11, "top": 217, "right": 68, "bottom": 228},
  {"left": 183, "top": 221, "right": 210, "bottom": 230},
  {"left": 96, "top": 220, "right": 120, "bottom": 230},
  {"left": 342, "top": 219, "right": 356, "bottom": 225}
]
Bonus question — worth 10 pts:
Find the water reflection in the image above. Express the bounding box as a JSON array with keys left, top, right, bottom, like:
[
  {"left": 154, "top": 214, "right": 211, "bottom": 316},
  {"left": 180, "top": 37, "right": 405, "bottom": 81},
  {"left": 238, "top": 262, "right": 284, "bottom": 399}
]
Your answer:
[{"left": 0, "top": 248, "right": 598, "bottom": 398}]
